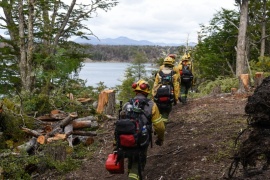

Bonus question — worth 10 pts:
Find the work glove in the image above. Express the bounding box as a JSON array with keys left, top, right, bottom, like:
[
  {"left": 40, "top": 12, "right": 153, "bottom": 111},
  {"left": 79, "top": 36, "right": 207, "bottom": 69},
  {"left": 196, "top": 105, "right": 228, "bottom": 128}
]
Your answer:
[{"left": 155, "top": 139, "right": 163, "bottom": 146}]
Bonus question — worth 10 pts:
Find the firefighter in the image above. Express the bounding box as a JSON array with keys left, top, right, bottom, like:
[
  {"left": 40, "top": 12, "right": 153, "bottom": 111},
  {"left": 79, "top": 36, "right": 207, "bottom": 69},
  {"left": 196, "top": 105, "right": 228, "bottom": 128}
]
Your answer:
[
  {"left": 152, "top": 56, "right": 180, "bottom": 120},
  {"left": 178, "top": 55, "right": 193, "bottom": 104},
  {"left": 123, "top": 79, "right": 165, "bottom": 180}
]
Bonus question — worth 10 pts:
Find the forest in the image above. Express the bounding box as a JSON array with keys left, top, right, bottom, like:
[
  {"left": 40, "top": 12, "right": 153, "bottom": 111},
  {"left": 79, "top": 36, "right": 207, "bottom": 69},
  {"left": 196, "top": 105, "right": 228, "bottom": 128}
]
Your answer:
[{"left": 1, "top": 0, "right": 270, "bottom": 179}]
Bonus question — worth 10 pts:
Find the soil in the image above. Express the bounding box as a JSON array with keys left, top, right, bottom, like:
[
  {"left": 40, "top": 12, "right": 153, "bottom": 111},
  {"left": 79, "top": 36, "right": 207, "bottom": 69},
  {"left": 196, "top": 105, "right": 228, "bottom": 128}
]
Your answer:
[{"left": 37, "top": 92, "right": 270, "bottom": 180}]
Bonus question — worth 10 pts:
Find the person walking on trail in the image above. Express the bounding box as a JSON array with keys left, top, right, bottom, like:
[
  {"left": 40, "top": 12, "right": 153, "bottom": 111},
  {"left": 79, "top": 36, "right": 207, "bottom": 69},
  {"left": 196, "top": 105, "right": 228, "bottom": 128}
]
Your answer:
[
  {"left": 114, "top": 79, "right": 165, "bottom": 180},
  {"left": 152, "top": 56, "right": 180, "bottom": 120},
  {"left": 178, "top": 56, "right": 193, "bottom": 105}
]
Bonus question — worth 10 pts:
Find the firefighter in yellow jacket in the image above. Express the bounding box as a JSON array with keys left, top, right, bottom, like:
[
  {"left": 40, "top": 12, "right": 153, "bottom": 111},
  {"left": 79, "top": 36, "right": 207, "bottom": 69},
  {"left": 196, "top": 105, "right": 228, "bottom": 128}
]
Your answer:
[
  {"left": 177, "top": 55, "right": 193, "bottom": 104},
  {"left": 152, "top": 56, "right": 180, "bottom": 120},
  {"left": 122, "top": 79, "right": 165, "bottom": 180}
]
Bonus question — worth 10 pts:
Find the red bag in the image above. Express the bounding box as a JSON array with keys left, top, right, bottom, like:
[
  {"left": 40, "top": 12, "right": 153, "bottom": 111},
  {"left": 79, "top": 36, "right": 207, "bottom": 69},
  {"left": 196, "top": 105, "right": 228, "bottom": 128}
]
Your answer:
[
  {"left": 119, "top": 134, "right": 136, "bottom": 147},
  {"left": 159, "top": 97, "right": 169, "bottom": 102},
  {"left": 105, "top": 153, "right": 124, "bottom": 174}
]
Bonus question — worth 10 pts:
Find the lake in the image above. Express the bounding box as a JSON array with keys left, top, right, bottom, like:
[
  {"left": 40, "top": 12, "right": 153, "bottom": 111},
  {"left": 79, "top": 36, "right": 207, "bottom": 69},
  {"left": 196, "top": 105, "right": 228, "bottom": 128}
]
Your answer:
[{"left": 78, "top": 62, "right": 156, "bottom": 87}]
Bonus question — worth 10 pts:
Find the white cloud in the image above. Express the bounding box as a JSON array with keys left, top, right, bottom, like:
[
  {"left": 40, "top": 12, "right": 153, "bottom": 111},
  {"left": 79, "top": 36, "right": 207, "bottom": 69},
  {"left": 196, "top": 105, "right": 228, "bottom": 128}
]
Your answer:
[
  {"left": 0, "top": 0, "right": 238, "bottom": 44},
  {"left": 80, "top": 0, "right": 238, "bottom": 44}
]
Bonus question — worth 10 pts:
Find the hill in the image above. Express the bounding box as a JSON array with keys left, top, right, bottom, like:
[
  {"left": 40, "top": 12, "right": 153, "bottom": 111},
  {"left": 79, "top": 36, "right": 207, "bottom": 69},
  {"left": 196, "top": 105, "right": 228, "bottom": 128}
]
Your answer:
[
  {"left": 36, "top": 92, "right": 270, "bottom": 180},
  {"left": 73, "top": 36, "right": 197, "bottom": 47}
]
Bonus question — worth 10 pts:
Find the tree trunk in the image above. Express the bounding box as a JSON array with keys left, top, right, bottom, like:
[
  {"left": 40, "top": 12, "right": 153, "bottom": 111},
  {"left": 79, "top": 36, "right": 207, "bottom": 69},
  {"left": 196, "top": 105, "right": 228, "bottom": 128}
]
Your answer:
[
  {"left": 18, "top": 0, "right": 35, "bottom": 92},
  {"left": 236, "top": 0, "right": 249, "bottom": 77},
  {"left": 260, "top": 0, "right": 266, "bottom": 57}
]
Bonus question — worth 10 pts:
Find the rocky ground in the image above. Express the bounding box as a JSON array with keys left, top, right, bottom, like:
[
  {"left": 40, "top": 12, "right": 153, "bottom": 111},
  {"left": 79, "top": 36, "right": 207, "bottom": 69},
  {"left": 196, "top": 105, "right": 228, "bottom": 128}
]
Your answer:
[{"left": 37, "top": 90, "right": 270, "bottom": 180}]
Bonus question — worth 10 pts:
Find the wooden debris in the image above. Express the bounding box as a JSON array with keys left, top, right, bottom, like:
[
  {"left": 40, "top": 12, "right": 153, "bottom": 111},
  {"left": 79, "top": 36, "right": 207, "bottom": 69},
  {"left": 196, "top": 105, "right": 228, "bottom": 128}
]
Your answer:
[
  {"left": 59, "top": 112, "right": 78, "bottom": 128},
  {"left": 72, "top": 130, "right": 97, "bottom": 136},
  {"left": 77, "top": 98, "right": 93, "bottom": 103},
  {"left": 47, "top": 133, "right": 66, "bottom": 143},
  {"left": 72, "top": 120, "right": 99, "bottom": 129},
  {"left": 50, "top": 109, "right": 68, "bottom": 120},
  {"left": 21, "top": 127, "right": 42, "bottom": 137},
  {"left": 17, "top": 137, "right": 37, "bottom": 152},
  {"left": 37, "top": 135, "right": 46, "bottom": 144}
]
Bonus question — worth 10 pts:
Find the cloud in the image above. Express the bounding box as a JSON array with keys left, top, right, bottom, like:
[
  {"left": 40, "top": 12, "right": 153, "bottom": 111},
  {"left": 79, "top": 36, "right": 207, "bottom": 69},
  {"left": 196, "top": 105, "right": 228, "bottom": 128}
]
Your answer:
[{"left": 71, "top": 0, "right": 238, "bottom": 44}]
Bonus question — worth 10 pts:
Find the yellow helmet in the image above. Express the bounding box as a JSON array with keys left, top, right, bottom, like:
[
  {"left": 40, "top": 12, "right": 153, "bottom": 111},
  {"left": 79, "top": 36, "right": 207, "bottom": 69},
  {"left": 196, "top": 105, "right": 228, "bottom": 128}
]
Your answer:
[
  {"left": 182, "top": 53, "right": 191, "bottom": 61},
  {"left": 163, "top": 56, "right": 174, "bottom": 65},
  {"left": 131, "top": 79, "right": 150, "bottom": 94}
]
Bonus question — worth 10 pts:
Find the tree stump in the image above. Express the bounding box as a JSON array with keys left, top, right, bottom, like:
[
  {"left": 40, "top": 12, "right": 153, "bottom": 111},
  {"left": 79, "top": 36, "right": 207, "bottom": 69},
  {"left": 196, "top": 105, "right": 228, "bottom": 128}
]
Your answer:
[
  {"left": 96, "top": 90, "right": 115, "bottom": 115},
  {"left": 44, "top": 143, "right": 66, "bottom": 162},
  {"left": 254, "top": 72, "right": 264, "bottom": 88},
  {"left": 231, "top": 88, "right": 237, "bottom": 95},
  {"left": 238, "top": 74, "right": 250, "bottom": 93}
]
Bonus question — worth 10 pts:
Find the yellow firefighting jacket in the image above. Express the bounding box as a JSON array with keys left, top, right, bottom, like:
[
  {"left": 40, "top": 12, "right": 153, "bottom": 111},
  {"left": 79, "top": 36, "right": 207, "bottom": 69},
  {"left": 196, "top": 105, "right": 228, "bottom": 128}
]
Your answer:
[{"left": 152, "top": 65, "right": 180, "bottom": 101}]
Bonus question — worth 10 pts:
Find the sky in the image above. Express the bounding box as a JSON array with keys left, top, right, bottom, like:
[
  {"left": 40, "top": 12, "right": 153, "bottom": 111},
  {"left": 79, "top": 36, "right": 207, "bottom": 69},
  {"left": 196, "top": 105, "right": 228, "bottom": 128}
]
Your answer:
[
  {"left": 79, "top": 0, "right": 238, "bottom": 44},
  {"left": 0, "top": 0, "right": 238, "bottom": 45}
]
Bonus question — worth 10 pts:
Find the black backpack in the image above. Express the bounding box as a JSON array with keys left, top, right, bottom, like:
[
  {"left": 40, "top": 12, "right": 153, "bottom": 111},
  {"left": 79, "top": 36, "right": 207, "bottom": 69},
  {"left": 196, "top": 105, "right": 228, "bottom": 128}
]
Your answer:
[
  {"left": 154, "top": 70, "right": 175, "bottom": 105},
  {"left": 181, "top": 65, "right": 193, "bottom": 83},
  {"left": 114, "top": 98, "right": 153, "bottom": 156}
]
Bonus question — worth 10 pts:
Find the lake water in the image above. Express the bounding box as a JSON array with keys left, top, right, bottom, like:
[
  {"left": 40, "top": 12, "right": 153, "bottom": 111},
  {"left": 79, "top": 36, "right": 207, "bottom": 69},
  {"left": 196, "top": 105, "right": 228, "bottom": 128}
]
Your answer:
[{"left": 78, "top": 62, "right": 155, "bottom": 87}]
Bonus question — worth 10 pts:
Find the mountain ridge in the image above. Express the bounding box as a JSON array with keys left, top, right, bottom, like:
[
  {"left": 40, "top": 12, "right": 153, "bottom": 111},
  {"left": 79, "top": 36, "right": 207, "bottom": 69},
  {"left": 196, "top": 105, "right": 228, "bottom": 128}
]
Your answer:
[{"left": 73, "top": 36, "right": 197, "bottom": 47}]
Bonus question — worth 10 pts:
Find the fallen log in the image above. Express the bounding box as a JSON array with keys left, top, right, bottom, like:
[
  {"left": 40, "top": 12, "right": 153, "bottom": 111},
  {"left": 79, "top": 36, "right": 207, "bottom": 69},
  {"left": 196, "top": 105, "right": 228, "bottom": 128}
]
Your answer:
[
  {"left": 47, "top": 133, "right": 66, "bottom": 143},
  {"left": 37, "top": 135, "right": 46, "bottom": 144},
  {"left": 47, "top": 127, "right": 63, "bottom": 137},
  {"left": 50, "top": 109, "right": 68, "bottom": 120},
  {"left": 64, "top": 124, "right": 73, "bottom": 147},
  {"left": 72, "top": 130, "right": 97, "bottom": 136},
  {"left": 17, "top": 137, "right": 37, "bottom": 153},
  {"left": 72, "top": 120, "right": 99, "bottom": 129},
  {"left": 74, "top": 116, "right": 97, "bottom": 121},
  {"left": 21, "top": 127, "right": 42, "bottom": 137},
  {"left": 59, "top": 112, "right": 78, "bottom": 128}
]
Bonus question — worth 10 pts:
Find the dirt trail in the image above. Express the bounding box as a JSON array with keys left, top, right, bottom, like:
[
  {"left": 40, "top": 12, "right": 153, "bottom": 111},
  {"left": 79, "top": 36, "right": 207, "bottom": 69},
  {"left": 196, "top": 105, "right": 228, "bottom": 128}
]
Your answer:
[{"left": 41, "top": 93, "right": 270, "bottom": 180}]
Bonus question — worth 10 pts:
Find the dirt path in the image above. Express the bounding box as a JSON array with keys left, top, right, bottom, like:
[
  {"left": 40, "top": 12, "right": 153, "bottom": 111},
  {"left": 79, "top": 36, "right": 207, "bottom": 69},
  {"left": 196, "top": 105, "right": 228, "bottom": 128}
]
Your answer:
[{"left": 44, "top": 93, "right": 270, "bottom": 180}]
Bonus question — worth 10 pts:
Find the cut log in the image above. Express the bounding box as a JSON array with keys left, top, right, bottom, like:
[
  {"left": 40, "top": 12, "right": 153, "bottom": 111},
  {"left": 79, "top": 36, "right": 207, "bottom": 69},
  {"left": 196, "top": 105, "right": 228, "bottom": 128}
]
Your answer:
[
  {"left": 21, "top": 127, "right": 42, "bottom": 137},
  {"left": 37, "top": 135, "right": 46, "bottom": 144},
  {"left": 50, "top": 109, "right": 68, "bottom": 120},
  {"left": 59, "top": 112, "right": 78, "bottom": 128},
  {"left": 77, "top": 98, "right": 93, "bottom": 103},
  {"left": 47, "top": 133, "right": 66, "bottom": 143},
  {"left": 44, "top": 125, "right": 53, "bottom": 133},
  {"left": 37, "top": 114, "right": 57, "bottom": 121},
  {"left": 47, "top": 127, "right": 63, "bottom": 137},
  {"left": 64, "top": 124, "right": 73, "bottom": 147},
  {"left": 72, "top": 130, "right": 97, "bottom": 136},
  {"left": 17, "top": 137, "right": 37, "bottom": 153},
  {"left": 72, "top": 120, "right": 99, "bottom": 129},
  {"left": 74, "top": 116, "right": 97, "bottom": 121},
  {"left": 254, "top": 72, "right": 264, "bottom": 88}
]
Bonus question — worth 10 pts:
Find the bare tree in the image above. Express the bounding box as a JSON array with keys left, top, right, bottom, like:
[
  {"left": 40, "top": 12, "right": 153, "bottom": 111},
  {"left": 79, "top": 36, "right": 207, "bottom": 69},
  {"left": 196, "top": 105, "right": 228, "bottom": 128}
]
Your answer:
[{"left": 236, "top": 0, "right": 249, "bottom": 77}]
